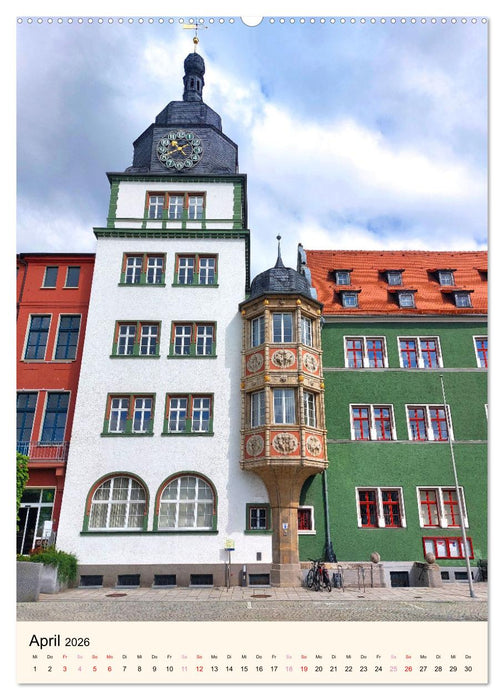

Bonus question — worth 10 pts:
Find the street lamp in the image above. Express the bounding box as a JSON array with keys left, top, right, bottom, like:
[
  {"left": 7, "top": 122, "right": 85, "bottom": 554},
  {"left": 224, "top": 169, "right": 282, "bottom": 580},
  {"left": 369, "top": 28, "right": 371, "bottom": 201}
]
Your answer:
[{"left": 439, "top": 375, "right": 476, "bottom": 598}]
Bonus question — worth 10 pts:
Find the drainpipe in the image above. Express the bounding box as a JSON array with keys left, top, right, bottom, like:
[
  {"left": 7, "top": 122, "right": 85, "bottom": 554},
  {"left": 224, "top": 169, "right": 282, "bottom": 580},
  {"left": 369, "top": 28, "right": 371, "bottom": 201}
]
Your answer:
[
  {"left": 322, "top": 470, "right": 337, "bottom": 562},
  {"left": 17, "top": 255, "right": 28, "bottom": 319}
]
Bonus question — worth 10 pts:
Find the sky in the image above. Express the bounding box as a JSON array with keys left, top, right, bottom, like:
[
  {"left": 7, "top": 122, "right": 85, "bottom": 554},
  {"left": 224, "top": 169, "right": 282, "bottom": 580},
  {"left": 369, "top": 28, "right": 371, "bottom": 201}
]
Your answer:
[{"left": 16, "top": 13, "right": 488, "bottom": 278}]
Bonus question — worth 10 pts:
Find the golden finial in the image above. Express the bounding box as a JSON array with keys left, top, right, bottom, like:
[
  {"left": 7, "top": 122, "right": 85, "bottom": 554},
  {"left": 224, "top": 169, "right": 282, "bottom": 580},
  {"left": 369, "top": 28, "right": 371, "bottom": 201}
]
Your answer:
[{"left": 183, "top": 20, "right": 207, "bottom": 51}]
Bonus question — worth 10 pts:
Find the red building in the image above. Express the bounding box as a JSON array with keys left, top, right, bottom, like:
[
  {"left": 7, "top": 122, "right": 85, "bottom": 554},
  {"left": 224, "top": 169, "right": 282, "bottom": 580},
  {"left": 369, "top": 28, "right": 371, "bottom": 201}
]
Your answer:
[{"left": 16, "top": 253, "right": 95, "bottom": 554}]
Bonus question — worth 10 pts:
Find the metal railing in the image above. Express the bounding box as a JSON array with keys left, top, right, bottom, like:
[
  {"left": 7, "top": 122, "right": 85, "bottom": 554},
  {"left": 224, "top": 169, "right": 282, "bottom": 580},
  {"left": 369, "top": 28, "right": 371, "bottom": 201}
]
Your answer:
[{"left": 16, "top": 441, "right": 69, "bottom": 462}]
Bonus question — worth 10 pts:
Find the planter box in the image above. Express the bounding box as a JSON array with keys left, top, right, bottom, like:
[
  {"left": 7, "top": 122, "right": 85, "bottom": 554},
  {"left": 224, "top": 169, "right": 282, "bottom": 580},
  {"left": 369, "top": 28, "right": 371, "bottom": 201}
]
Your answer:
[
  {"left": 40, "top": 564, "right": 68, "bottom": 594},
  {"left": 17, "top": 561, "right": 42, "bottom": 602}
]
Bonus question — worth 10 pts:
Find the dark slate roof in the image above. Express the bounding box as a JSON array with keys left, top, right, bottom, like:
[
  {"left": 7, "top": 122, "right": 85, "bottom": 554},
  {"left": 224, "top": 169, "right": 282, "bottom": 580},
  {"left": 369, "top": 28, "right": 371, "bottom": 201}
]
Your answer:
[{"left": 248, "top": 251, "right": 314, "bottom": 301}]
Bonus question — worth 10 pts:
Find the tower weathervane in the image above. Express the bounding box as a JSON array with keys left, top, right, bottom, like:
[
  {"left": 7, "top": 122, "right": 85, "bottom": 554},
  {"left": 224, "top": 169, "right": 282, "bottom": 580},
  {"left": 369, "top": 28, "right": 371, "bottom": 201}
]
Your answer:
[{"left": 183, "top": 20, "right": 207, "bottom": 51}]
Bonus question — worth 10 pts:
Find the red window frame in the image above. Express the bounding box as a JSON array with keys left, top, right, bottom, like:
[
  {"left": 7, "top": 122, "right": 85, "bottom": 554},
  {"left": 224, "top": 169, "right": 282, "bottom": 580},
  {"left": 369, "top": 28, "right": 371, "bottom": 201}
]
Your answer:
[
  {"left": 366, "top": 339, "right": 385, "bottom": 368},
  {"left": 442, "top": 489, "right": 461, "bottom": 527},
  {"left": 374, "top": 406, "right": 393, "bottom": 441},
  {"left": 352, "top": 406, "right": 370, "bottom": 440},
  {"left": 297, "top": 508, "right": 313, "bottom": 531},
  {"left": 358, "top": 490, "right": 378, "bottom": 528},
  {"left": 408, "top": 407, "right": 427, "bottom": 440},
  {"left": 381, "top": 490, "right": 401, "bottom": 527},
  {"left": 429, "top": 407, "right": 448, "bottom": 441},
  {"left": 400, "top": 339, "right": 418, "bottom": 368},
  {"left": 420, "top": 339, "right": 439, "bottom": 368},
  {"left": 475, "top": 337, "right": 488, "bottom": 368},
  {"left": 345, "top": 338, "right": 364, "bottom": 368},
  {"left": 422, "top": 536, "right": 474, "bottom": 560},
  {"left": 419, "top": 489, "right": 440, "bottom": 526}
]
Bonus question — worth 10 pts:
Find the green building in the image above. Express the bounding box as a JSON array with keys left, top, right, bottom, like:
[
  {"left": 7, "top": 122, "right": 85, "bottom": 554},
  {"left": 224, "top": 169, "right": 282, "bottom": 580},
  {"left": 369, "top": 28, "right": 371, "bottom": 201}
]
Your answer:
[{"left": 297, "top": 247, "right": 488, "bottom": 587}]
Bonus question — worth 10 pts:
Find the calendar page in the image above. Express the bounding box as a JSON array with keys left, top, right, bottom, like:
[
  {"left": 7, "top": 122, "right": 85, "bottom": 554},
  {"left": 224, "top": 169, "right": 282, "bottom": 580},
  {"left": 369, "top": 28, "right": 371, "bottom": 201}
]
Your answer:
[{"left": 14, "top": 1, "right": 492, "bottom": 691}]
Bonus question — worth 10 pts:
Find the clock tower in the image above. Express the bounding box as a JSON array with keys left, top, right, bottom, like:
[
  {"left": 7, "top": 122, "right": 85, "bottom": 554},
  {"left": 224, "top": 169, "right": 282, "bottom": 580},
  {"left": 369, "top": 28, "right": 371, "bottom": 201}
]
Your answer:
[
  {"left": 56, "top": 45, "right": 262, "bottom": 588},
  {"left": 128, "top": 47, "right": 239, "bottom": 176}
]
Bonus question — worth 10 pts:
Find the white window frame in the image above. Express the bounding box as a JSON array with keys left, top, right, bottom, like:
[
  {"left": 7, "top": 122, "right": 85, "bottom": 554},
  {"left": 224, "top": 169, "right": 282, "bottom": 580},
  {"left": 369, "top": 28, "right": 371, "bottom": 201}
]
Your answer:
[
  {"left": 146, "top": 256, "right": 164, "bottom": 283},
  {"left": 335, "top": 270, "right": 351, "bottom": 285},
  {"left": 297, "top": 506, "right": 316, "bottom": 534},
  {"left": 148, "top": 194, "right": 165, "bottom": 219},
  {"left": 453, "top": 291, "right": 472, "bottom": 308},
  {"left": 250, "top": 315, "right": 265, "bottom": 347},
  {"left": 355, "top": 487, "right": 406, "bottom": 528},
  {"left": 341, "top": 291, "right": 358, "bottom": 308},
  {"left": 139, "top": 324, "right": 159, "bottom": 356},
  {"left": 344, "top": 336, "right": 388, "bottom": 368},
  {"left": 405, "top": 404, "right": 454, "bottom": 441},
  {"left": 250, "top": 390, "right": 266, "bottom": 428},
  {"left": 438, "top": 270, "right": 455, "bottom": 286},
  {"left": 349, "top": 404, "right": 396, "bottom": 441},
  {"left": 89, "top": 476, "right": 146, "bottom": 531},
  {"left": 397, "top": 291, "right": 415, "bottom": 308},
  {"left": 167, "top": 397, "right": 188, "bottom": 432},
  {"left": 195, "top": 324, "right": 214, "bottom": 356},
  {"left": 273, "top": 388, "right": 296, "bottom": 424},
  {"left": 125, "top": 256, "right": 143, "bottom": 284},
  {"left": 132, "top": 397, "right": 153, "bottom": 433},
  {"left": 158, "top": 475, "right": 214, "bottom": 530},
  {"left": 117, "top": 324, "right": 137, "bottom": 356},
  {"left": 167, "top": 194, "right": 184, "bottom": 220},
  {"left": 272, "top": 312, "right": 294, "bottom": 343},
  {"left": 300, "top": 315, "right": 313, "bottom": 347},
  {"left": 109, "top": 397, "right": 130, "bottom": 433},
  {"left": 473, "top": 336, "right": 488, "bottom": 368},
  {"left": 302, "top": 391, "right": 317, "bottom": 428},
  {"left": 397, "top": 336, "right": 443, "bottom": 369},
  {"left": 416, "top": 486, "right": 468, "bottom": 529},
  {"left": 386, "top": 270, "right": 403, "bottom": 285}
]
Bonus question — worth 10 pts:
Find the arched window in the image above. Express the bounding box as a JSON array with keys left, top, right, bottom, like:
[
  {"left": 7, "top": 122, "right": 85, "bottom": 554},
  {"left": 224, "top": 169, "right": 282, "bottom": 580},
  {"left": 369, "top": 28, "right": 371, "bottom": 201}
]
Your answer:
[
  {"left": 158, "top": 475, "right": 214, "bottom": 530},
  {"left": 89, "top": 475, "right": 147, "bottom": 530}
]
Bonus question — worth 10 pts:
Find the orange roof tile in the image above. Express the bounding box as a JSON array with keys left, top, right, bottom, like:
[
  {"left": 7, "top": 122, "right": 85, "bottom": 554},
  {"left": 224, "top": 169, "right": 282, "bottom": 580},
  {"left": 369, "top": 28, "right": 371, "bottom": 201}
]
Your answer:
[{"left": 304, "top": 250, "right": 487, "bottom": 316}]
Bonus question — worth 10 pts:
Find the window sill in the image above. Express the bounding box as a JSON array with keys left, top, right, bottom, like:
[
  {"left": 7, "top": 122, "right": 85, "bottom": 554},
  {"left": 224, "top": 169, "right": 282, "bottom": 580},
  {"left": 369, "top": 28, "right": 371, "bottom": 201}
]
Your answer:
[
  {"left": 166, "top": 355, "right": 217, "bottom": 360},
  {"left": 82, "top": 529, "right": 219, "bottom": 536},
  {"left": 171, "top": 283, "right": 219, "bottom": 288},
  {"left": 244, "top": 529, "right": 273, "bottom": 535},
  {"left": 100, "top": 432, "right": 154, "bottom": 437},
  {"left": 118, "top": 283, "right": 166, "bottom": 287},
  {"left": 161, "top": 432, "right": 214, "bottom": 437},
  {"left": 298, "top": 530, "right": 317, "bottom": 535},
  {"left": 109, "top": 354, "right": 161, "bottom": 359}
]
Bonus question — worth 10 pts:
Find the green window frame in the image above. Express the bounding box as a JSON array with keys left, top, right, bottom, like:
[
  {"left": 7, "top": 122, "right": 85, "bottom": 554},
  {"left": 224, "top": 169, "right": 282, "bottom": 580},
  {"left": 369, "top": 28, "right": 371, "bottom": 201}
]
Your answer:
[
  {"left": 173, "top": 253, "right": 218, "bottom": 287},
  {"left": 169, "top": 322, "right": 216, "bottom": 358},
  {"left": 245, "top": 503, "right": 272, "bottom": 534},
  {"left": 111, "top": 321, "right": 161, "bottom": 358},
  {"left": 119, "top": 253, "right": 166, "bottom": 286},
  {"left": 162, "top": 393, "right": 214, "bottom": 435},
  {"left": 102, "top": 394, "right": 155, "bottom": 436}
]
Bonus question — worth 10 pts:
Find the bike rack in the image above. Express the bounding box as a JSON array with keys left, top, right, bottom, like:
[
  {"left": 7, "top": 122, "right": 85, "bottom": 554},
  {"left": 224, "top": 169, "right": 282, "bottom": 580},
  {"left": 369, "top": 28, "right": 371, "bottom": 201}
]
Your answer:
[{"left": 357, "top": 565, "right": 366, "bottom": 592}]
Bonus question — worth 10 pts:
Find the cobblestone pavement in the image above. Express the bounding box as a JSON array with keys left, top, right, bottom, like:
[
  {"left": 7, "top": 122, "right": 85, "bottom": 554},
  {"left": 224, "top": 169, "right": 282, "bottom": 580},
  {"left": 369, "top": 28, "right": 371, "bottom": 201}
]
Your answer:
[{"left": 17, "top": 583, "right": 487, "bottom": 622}]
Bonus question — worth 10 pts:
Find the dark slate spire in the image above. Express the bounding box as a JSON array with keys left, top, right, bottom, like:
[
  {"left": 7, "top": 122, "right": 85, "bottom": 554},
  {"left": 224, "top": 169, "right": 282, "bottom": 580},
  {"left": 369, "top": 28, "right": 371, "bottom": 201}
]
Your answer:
[
  {"left": 248, "top": 236, "right": 314, "bottom": 301},
  {"left": 183, "top": 51, "right": 205, "bottom": 102}
]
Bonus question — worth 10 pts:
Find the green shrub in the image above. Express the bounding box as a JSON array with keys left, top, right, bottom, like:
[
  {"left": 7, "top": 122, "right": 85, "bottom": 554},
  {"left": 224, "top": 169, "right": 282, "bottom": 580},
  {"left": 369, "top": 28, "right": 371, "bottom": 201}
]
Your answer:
[{"left": 25, "top": 546, "right": 78, "bottom": 584}]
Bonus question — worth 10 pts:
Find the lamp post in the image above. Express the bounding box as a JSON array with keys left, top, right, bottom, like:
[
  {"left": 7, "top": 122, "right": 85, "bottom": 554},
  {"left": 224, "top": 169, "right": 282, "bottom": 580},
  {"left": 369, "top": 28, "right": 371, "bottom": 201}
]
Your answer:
[{"left": 439, "top": 375, "right": 476, "bottom": 598}]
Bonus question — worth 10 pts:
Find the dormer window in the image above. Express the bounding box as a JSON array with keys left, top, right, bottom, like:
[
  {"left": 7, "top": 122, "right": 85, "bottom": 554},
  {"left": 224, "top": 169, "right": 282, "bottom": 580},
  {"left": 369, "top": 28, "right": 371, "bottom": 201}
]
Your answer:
[
  {"left": 335, "top": 270, "right": 351, "bottom": 285},
  {"left": 438, "top": 270, "right": 455, "bottom": 286},
  {"left": 386, "top": 270, "right": 403, "bottom": 286},
  {"left": 453, "top": 291, "right": 472, "bottom": 308},
  {"left": 397, "top": 291, "right": 416, "bottom": 308},
  {"left": 341, "top": 291, "right": 359, "bottom": 308}
]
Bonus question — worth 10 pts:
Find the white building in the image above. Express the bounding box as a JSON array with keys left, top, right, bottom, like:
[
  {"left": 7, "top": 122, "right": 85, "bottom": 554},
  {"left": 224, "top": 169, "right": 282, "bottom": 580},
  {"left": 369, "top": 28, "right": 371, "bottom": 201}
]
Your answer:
[{"left": 56, "top": 48, "right": 271, "bottom": 588}]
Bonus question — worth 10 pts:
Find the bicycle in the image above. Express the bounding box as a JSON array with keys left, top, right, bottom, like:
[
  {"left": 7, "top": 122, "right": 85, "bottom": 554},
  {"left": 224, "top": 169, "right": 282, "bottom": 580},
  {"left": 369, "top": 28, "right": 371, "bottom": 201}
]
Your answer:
[
  {"left": 313, "top": 560, "right": 332, "bottom": 592},
  {"left": 306, "top": 559, "right": 317, "bottom": 588}
]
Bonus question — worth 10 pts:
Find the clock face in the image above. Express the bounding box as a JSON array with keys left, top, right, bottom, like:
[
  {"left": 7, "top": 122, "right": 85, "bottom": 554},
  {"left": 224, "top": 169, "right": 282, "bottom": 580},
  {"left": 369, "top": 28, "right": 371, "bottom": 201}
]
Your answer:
[{"left": 156, "top": 130, "right": 203, "bottom": 170}]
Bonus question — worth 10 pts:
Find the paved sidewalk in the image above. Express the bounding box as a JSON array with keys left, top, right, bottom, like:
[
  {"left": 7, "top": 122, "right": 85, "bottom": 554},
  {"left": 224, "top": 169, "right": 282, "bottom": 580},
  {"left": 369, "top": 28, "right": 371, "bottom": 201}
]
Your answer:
[{"left": 36, "top": 581, "right": 487, "bottom": 602}]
